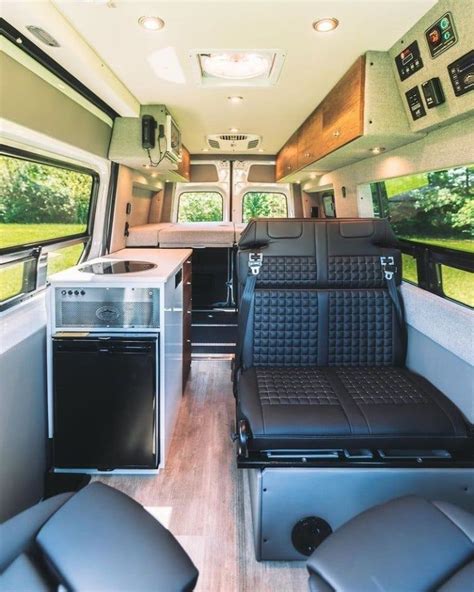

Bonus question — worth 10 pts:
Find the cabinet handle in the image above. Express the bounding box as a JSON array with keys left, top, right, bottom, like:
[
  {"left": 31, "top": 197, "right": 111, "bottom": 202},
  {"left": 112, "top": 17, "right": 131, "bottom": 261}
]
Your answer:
[
  {"left": 187, "top": 310, "right": 192, "bottom": 314},
  {"left": 186, "top": 281, "right": 191, "bottom": 285},
  {"left": 333, "top": 129, "right": 341, "bottom": 138},
  {"left": 287, "top": 165, "right": 292, "bottom": 170}
]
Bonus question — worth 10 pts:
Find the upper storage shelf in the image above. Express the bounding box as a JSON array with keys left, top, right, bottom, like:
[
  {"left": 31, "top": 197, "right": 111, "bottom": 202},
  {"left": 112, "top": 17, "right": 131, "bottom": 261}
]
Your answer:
[{"left": 276, "top": 53, "right": 421, "bottom": 181}]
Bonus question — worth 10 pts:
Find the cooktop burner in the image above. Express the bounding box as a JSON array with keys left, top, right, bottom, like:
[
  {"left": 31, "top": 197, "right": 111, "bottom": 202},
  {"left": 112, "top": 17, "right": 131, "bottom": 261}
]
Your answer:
[{"left": 78, "top": 260, "right": 157, "bottom": 275}]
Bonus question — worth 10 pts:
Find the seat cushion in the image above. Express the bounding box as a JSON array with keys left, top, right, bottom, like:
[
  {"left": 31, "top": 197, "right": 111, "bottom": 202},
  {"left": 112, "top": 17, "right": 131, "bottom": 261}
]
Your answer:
[
  {"left": 36, "top": 482, "right": 198, "bottom": 592},
  {"left": 237, "top": 366, "right": 469, "bottom": 450},
  {"left": 307, "top": 496, "right": 474, "bottom": 592}
]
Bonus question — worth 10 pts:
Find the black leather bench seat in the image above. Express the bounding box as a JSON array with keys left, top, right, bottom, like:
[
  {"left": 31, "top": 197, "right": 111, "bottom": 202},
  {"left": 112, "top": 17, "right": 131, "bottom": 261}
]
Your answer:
[
  {"left": 238, "top": 366, "right": 469, "bottom": 450},
  {"left": 235, "top": 218, "right": 471, "bottom": 454}
]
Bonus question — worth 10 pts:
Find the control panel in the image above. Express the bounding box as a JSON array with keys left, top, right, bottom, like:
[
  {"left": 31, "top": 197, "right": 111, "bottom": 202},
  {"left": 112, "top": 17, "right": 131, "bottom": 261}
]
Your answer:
[
  {"left": 421, "top": 77, "right": 445, "bottom": 108},
  {"left": 395, "top": 41, "right": 424, "bottom": 81},
  {"left": 425, "top": 12, "right": 458, "bottom": 59},
  {"left": 448, "top": 50, "right": 474, "bottom": 97},
  {"left": 405, "top": 86, "right": 426, "bottom": 120}
]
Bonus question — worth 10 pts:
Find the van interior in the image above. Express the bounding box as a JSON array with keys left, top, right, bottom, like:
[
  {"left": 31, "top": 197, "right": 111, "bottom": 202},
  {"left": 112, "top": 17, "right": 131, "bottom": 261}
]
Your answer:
[{"left": 1, "top": 1, "right": 473, "bottom": 590}]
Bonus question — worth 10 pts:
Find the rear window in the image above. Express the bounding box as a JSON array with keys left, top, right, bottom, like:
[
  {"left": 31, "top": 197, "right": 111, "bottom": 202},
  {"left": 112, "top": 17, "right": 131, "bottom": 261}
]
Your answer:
[
  {"left": 0, "top": 153, "right": 94, "bottom": 250},
  {"left": 177, "top": 191, "right": 223, "bottom": 222},
  {"left": 242, "top": 191, "right": 287, "bottom": 223}
]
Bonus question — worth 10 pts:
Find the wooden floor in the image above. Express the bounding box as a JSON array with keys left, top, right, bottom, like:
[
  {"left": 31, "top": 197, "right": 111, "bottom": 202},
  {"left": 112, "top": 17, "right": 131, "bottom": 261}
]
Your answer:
[{"left": 95, "top": 359, "right": 307, "bottom": 592}]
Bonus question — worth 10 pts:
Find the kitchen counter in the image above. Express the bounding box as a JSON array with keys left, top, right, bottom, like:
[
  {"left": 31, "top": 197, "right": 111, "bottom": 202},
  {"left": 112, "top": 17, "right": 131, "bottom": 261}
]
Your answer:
[{"left": 49, "top": 248, "right": 192, "bottom": 285}]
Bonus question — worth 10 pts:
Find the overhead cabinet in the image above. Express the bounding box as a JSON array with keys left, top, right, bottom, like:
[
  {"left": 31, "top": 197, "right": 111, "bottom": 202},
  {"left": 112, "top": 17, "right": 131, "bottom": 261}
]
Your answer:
[{"left": 276, "top": 53, "right": 421, "bottom": 181}]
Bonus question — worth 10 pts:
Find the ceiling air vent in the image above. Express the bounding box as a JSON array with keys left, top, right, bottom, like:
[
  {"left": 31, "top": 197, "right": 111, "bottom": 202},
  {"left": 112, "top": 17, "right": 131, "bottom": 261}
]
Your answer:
[
  {"left": 206, "top": 134, "right": 261, "bottom": 151},
  {"left": 26, "top": 26, "right": 61, "bottom": 47}
]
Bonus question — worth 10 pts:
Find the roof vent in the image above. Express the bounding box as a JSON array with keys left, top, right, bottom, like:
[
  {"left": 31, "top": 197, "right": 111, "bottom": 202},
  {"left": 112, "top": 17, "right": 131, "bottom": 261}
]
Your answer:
[
  {"left": 206, "top": 134, "right": 262, "bottom": 151},
  {"left": 26, "top": 25, "right": 60, "bottom": 47}
]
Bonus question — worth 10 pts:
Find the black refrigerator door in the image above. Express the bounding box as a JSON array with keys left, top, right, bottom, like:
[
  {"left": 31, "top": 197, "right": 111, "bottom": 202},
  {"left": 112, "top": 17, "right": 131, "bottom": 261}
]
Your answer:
[{"left": 53, "top": 338, "right": 158, "bottom": 469}]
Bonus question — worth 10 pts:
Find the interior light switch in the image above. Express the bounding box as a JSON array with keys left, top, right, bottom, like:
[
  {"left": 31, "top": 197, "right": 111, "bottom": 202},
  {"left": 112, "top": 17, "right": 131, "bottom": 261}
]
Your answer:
[{"left": 421, "top": 77, "right": 445, "bottom": 108}]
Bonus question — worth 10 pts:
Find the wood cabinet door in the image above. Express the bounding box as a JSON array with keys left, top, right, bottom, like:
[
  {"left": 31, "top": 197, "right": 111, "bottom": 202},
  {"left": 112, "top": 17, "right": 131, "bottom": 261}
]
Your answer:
[
  {"left": 320, "top": 56, "right": 365, "bottom": 156},
  {"left": 177, "top": 145, "right": 190, "bottom": 181},
  {"left": 297, "top": 108, "right": 322, "bottom": 169},
  {"left": 276, "top": 131, "right": 299, "bottom": 181}
]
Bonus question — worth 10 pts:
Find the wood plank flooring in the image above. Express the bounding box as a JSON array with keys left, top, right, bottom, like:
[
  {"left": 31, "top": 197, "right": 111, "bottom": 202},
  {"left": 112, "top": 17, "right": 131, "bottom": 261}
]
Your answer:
[{"left": 94, "top": 360, "right": 307, "bottom": 592}]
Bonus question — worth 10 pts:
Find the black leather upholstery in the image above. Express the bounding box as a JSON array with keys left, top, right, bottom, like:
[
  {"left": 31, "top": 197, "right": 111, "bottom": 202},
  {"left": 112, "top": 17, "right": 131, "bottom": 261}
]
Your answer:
[
  {"left": 306, "top": 496, "right": 474, "bottom": 592},
  {"left": 236, "top": 219, "right": 469, "bottom": 451},
  {"left": 238, "top": 366, "right": 468, "bottom": 450},
  {"left": 0, "top": 482, "right": 198, "bottom": 592}
]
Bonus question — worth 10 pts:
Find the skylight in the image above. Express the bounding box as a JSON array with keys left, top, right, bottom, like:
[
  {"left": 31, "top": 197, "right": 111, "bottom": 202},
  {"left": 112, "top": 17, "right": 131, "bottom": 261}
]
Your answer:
[{"left": 190, "top": 49, "right": 285, "bottom": 87}]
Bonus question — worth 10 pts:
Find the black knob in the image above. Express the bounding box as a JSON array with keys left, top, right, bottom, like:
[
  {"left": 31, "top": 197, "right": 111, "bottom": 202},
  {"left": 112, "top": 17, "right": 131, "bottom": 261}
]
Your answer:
[
  {"left": 61, "top": 290, "right": 66, "bottom": 296},
  {"left": 68, "top": 290, "right": 73, "bottom": 295},
  {"left": 80, "top": 290, "right": 86, "bottom": 296},
  {"left": 74, "top": 290, "right": 79, "bottom": 296}
]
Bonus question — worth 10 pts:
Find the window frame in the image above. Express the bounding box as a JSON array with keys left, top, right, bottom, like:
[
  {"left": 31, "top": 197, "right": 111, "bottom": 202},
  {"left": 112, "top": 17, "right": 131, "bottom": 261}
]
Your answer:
[
  {"left": 241, "top": 190, "right": 288, "bottom": 223},
  {"left": 0, "top": 147, "right": 100, "bottom": 311},
  {"left": 369, "top": 179, "right": 474, "bottom": 308},
  {"left": 176, "top": 189, "right": 225, "bottom": 223}
]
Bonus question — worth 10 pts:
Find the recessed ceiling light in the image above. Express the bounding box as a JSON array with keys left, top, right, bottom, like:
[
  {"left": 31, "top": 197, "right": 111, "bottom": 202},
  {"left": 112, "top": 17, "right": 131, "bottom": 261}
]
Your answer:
[
  {"left": 229, "top": 127, "right": 239, "bottom": 133},
  {"left": 228, "top": 96, "right": 244, "bottom": 104},
  {"left": 370, "top": 146, "right": 386, "bottom": 155},
  {"left": 258, "top": 148, "right": 264, "bottom": 153},
  {"left": 310, "top": 173, "right": 317, "bottom": 179},
  {"left": 201, "top": 52, "right": 270, "bottom": 80},
  {"left": 138, "top": 16, "right": 165, "bottom": 31},
  {"left": 313, "top": 18, "right": 339, "bottom": 33},
  {"left": 202, "top": 148, "right": 209, "bottom": 152}
]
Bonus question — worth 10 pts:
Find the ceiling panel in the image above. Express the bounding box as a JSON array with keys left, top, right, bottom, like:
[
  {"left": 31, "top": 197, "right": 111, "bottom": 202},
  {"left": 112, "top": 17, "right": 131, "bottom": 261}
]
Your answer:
[{"left": 3, "top": 0, "right": 437, "bottom": 154}]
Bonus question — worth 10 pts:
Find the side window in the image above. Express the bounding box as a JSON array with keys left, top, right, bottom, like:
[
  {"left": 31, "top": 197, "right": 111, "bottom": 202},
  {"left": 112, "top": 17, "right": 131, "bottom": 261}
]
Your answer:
[
  {"left": 369, "top": 165, "right": 473, "bottom": 306},
  {"left": 0, "top": 150, "right": 97, "bottom": 309},
  {"left": 177, "top": 191, "right": 223, "bottom": 222},
  {"left": 242, "top": 191, "right": 287, "bottom": 223}
]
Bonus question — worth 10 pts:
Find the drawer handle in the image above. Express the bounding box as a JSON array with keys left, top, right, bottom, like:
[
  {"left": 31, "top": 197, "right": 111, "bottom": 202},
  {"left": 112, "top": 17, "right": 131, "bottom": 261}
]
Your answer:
[
  {"left": 186, "top": 281, "right": 191, "bottom": 285},
  {"left": 187, "top": 310, "right": 192, "bottom": 314}
]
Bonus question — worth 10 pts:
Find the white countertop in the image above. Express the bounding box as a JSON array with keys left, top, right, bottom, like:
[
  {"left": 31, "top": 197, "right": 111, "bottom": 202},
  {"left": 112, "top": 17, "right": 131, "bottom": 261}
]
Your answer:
[{"left": 49, "top": 248, "right": 192, "bottom": 285}]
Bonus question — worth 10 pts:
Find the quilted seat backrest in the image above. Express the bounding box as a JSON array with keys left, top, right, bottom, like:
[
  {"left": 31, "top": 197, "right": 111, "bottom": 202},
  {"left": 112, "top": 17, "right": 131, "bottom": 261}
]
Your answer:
[{"left": 237, "top": 218, "right": 405, "bottom": 369}]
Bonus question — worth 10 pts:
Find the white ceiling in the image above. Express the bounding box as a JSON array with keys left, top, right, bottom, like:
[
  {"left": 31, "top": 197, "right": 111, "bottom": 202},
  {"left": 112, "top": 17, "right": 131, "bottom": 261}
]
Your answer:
[{"left": 3, "top": 0, "right": 437, "bottom": 154}]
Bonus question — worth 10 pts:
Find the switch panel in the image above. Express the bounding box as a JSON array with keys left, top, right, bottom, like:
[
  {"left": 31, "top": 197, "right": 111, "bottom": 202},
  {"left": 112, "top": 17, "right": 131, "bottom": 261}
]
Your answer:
[
  {"left": 421, "top": 77, "right": 445, "bottom": 108},
  {"left": 425, "top": 12, "right": 458, "bottom": 59},
  {"left": 395, "top": 41, "right": 424, "bottom": 81},
  {"left": 405, "top": 86, "right": 426, "bottom": 120}
]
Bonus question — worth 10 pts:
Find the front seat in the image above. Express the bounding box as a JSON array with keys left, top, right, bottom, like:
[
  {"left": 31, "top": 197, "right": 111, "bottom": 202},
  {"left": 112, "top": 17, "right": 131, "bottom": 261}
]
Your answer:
[
  {"left": 306, "top": 495, "right": 474, "bottom": 592},
  {"left": 0, "top": 482, "right": 198, "bottom": 592}
]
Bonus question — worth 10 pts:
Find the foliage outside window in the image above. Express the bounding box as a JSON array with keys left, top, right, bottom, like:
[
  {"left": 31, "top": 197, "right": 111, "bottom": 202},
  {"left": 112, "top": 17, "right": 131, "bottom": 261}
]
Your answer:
[
  {"left": 0, "top": 154, "right": 94, "bottom": 250},
  {"left": 0, "top": 152, "right": 95, "bottom": 307},
  {"left": 177, "top": 192, "right": 223, "bottom": 222},
  {"left": 242, "top": 192, "right": 287, "bottom": 223},
  {"left": 370, "top": 165, "right": 473, "bottom": 251},
  {"left": 370, "top": 165, "right": 473, "bottom": 306}
]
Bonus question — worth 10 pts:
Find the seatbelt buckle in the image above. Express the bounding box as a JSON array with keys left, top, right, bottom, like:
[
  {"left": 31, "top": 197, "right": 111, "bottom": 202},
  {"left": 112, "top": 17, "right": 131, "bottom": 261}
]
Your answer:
[
  {"left": 380, "top": 255, "right": 396, "bottom": 281},
  {"left": 248, "top": 252, "right": 263, "bottom": 276}
]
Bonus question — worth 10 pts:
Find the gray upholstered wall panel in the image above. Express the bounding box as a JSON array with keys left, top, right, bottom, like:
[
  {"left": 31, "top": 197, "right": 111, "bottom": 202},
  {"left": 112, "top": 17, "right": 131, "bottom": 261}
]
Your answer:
[
  {"left": 1, "top": 53, "right": 111, "bottom": 158},
  {"left": 406, "top": 326, "right": 473, "bottom": 423},
  {"left": 0, "top": 326, "right": 47, "bottom": 522}
]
